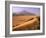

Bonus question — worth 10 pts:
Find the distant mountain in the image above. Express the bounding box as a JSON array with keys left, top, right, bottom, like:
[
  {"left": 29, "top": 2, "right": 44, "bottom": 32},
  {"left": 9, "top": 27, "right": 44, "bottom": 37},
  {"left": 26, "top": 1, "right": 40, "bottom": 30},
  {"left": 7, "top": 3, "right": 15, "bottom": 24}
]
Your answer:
[{"left": 13, "top": 11, "right": 35, "bottom": 16}]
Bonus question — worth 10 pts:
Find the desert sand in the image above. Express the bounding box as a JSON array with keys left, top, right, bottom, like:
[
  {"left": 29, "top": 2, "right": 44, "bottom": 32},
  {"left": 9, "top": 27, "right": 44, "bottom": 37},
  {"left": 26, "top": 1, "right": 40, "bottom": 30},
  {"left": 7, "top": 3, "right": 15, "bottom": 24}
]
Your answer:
[{"left": 12, "top": 16, "right": 40, "bottom": 31}]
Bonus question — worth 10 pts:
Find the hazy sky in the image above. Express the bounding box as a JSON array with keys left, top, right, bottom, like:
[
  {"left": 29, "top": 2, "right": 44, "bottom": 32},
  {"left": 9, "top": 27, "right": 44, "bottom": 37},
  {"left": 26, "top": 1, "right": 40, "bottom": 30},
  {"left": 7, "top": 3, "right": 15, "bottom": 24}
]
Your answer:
[{"left": 12, "top": 7, "right": 40, "bottom": 16}]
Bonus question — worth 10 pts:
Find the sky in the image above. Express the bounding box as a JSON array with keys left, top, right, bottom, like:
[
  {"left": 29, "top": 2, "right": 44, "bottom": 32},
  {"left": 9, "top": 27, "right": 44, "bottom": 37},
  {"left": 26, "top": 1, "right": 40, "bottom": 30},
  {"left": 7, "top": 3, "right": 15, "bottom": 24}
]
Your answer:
[{"left": 12, "top": 7, "right": 40, "bottom": 16}]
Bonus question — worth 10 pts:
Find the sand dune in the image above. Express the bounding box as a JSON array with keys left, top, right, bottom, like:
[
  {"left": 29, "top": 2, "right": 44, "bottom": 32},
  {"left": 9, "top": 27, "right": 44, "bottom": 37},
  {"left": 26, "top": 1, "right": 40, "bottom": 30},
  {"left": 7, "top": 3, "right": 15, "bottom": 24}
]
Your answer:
[{"left": 12, "top": 16, "right": 40, "bottom": 31}]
